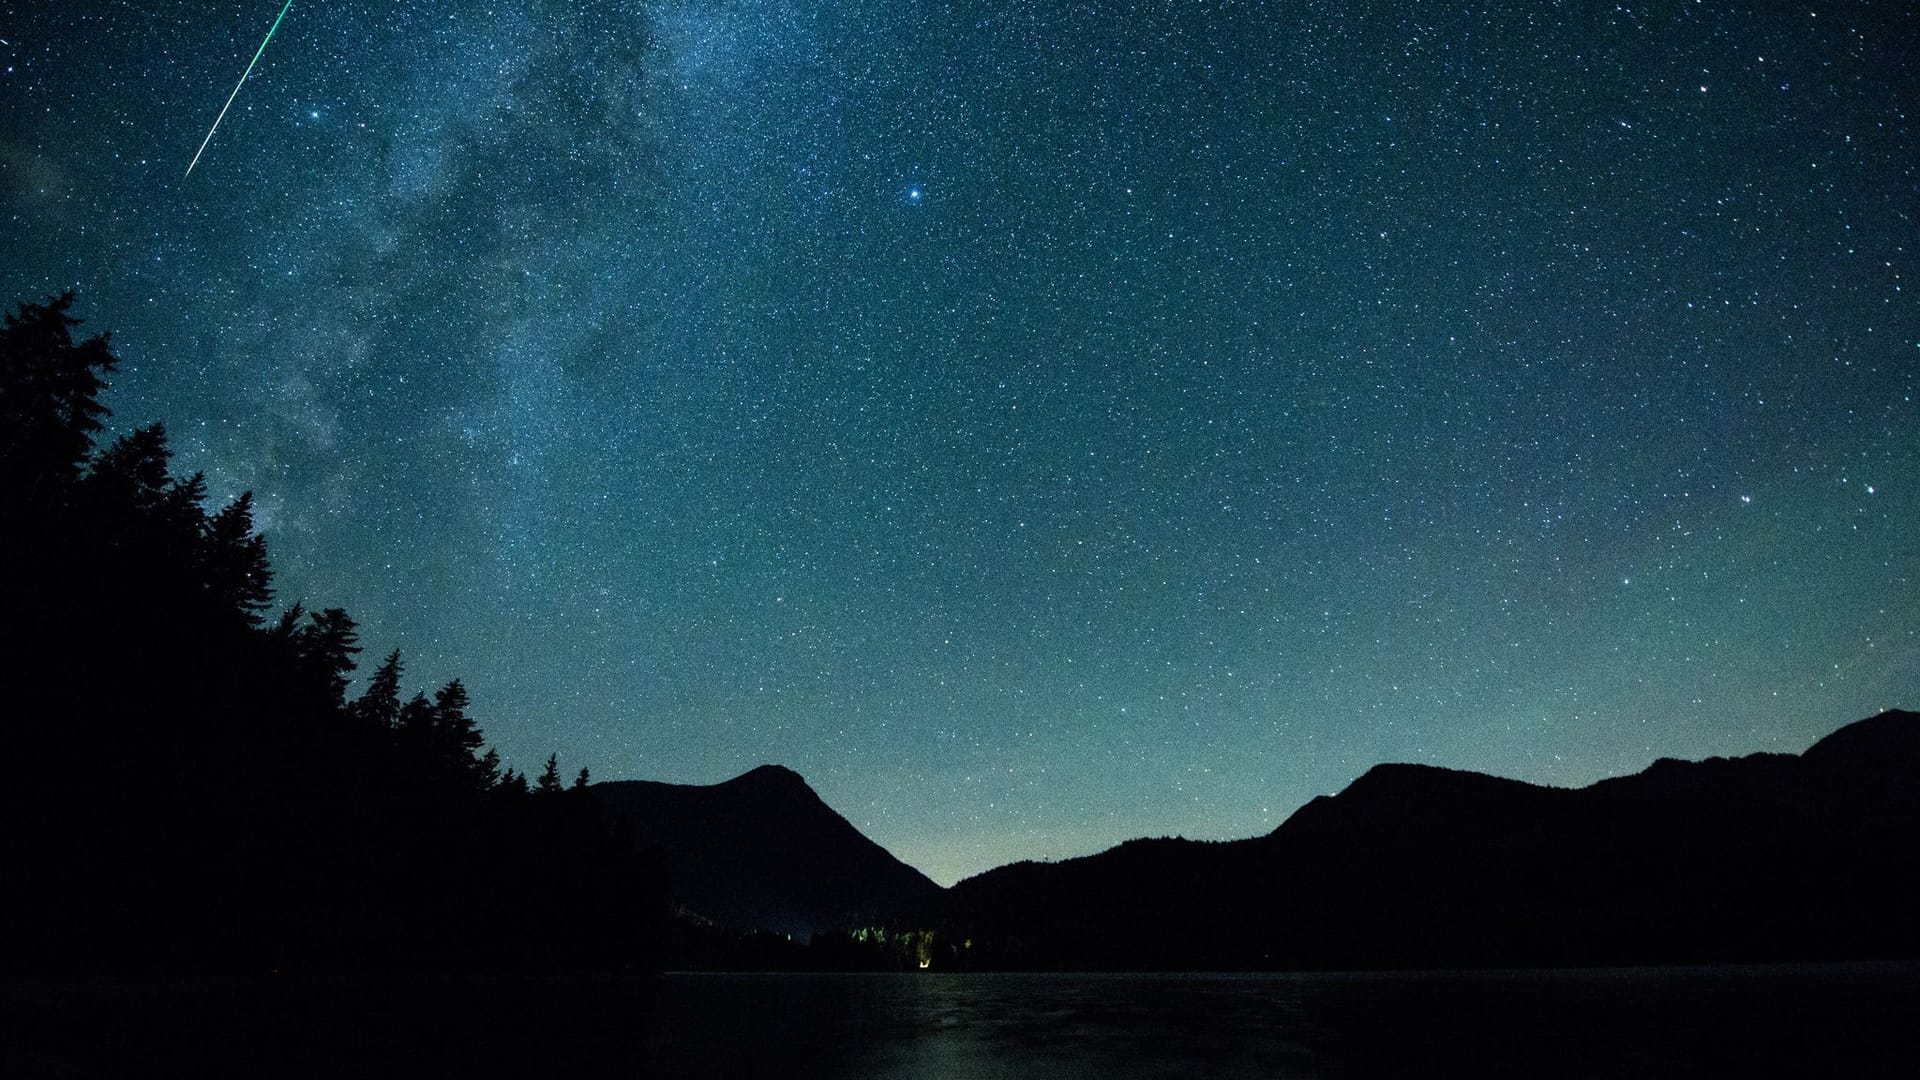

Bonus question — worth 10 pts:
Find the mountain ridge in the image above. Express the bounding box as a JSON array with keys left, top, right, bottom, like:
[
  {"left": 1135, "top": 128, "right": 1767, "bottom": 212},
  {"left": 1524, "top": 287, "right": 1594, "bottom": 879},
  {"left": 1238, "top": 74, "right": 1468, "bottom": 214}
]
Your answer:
[
  {"left": 588, "top": 710, "right": 1919, "bottom": 969},
  {"left": 596, "top": 712, "right": 1920, "bottom": 894},
  {"left": 946, "top": 708, "right": 1920, "bottom": 968}
]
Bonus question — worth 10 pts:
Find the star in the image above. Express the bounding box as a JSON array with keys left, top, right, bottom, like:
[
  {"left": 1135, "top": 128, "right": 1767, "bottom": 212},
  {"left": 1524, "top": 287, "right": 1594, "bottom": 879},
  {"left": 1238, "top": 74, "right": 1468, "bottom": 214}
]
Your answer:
[{"left": 3, "top": 0, "right": 1914, "bottom": 887}]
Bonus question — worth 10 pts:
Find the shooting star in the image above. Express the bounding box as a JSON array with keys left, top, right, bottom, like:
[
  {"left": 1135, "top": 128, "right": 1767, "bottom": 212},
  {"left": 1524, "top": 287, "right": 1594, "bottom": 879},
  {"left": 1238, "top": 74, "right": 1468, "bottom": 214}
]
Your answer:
[{"left": 185, "top": 0, "right": 296, "bottom": 178}]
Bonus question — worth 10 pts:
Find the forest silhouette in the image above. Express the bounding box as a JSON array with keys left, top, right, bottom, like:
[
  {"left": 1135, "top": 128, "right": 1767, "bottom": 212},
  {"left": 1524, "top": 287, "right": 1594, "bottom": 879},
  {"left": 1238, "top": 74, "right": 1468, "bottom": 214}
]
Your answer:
[{"left": 1, "top": 294, "right": 663, "bottom": 973}]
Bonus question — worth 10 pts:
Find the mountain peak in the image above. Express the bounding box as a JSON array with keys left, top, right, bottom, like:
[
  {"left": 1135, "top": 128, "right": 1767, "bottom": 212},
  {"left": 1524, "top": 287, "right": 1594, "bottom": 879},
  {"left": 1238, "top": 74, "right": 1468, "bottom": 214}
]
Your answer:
[
  {"left": 1803, "top": 708, "right": 1920, "bottom": 764},
  {"left": 591, "top": 763, "right": 941, "bottom": 936},
  {"left": 1342, "top": 760, "right": 1546, "bottom": 800},
  {"left": 725, "top": 763, "right": 810, "bottom": 790}
]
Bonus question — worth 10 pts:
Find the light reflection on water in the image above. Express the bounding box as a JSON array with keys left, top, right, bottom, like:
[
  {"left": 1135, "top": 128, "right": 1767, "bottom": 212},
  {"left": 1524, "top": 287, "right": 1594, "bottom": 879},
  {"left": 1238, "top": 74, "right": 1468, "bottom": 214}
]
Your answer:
[
  {"left": 4, "top": 964, "right": 1916, "bottom": 1077},
  {"left": 637, "top": 965, "right": 1919, "bottom": 1078},
  {"left": 646, "top": 972, "right": 1319, "bottom": 1078}
]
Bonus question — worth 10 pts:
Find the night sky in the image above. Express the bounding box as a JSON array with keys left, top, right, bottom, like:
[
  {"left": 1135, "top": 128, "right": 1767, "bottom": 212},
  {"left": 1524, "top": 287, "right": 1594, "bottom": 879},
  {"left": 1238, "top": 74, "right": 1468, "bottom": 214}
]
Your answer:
[{"left": 3, "top": 1, "right": 1915, "bottom": 885}]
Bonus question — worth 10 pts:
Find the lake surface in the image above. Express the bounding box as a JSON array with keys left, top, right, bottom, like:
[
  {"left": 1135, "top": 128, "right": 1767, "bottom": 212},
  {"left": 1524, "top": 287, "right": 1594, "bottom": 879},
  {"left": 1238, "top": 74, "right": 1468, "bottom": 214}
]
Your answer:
[{"left": 5, "top": 964, "right": 1916, "bottom": 1077}]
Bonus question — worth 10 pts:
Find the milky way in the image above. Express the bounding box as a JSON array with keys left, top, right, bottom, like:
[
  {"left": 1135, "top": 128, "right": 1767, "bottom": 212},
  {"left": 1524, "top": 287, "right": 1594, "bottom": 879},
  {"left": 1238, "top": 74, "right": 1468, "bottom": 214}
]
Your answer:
[{"left": 3, "top": 1, "right": 1915, "bottom": 883}]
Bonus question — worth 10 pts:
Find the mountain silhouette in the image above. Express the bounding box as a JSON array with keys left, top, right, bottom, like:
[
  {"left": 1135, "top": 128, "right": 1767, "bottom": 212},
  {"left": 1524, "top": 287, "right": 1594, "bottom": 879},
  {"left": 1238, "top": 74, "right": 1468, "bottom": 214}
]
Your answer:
[
  {"left": 592, "top": 766, "right": 942, "bottom": 937},
  {"left": 947, "top": 709, "right": 1920, "bottom": 969},
  {"left": 580, "top": 712, "right": 1917, "bottom": 969}
]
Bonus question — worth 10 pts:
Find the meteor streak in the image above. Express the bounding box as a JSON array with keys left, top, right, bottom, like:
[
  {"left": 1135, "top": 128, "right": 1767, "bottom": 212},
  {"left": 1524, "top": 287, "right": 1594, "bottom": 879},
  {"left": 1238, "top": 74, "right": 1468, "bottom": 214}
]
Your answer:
[{"left": 185, "top": 0, "right": 296, "bottom": 178}]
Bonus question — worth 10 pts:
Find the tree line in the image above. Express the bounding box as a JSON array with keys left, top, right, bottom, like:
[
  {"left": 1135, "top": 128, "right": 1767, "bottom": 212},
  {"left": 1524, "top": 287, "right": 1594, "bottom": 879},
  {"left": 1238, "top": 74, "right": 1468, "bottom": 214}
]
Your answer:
[{"left": 1, "top": 294, "right": 662, "bottom": 973}]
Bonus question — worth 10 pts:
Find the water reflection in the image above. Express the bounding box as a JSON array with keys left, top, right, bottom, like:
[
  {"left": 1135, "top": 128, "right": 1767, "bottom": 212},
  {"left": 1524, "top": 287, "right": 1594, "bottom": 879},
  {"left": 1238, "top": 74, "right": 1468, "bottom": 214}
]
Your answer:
[
  {"left": 638, "top": 966, "right": 1919, "bottom": 1078},
  {"left": 3, "top": 964, "right": 1915, "bottom": 1077}
]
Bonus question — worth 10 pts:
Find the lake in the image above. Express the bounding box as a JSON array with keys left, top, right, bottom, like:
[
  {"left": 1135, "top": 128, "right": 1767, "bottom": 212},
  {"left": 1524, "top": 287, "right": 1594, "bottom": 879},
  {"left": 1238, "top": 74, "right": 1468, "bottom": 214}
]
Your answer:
[{"left": 4, "top": 964, "right": 1916, "bottom": 1077}]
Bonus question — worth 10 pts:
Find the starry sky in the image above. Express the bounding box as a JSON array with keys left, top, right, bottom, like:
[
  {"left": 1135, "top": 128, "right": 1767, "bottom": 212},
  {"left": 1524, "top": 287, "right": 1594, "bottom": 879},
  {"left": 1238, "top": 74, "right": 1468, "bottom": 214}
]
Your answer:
[{"left": 3, "top": 0, "right": 1915, "bottom": 885}]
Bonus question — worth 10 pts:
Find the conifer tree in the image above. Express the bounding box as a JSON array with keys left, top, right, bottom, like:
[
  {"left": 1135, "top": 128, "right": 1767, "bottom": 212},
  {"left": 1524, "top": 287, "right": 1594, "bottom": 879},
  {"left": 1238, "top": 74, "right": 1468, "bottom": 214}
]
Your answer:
[
  {"left": 431, "top": 679, "right": 489, "bottom": 791},
  {"left": 354, "top": 650, "right": 405, "bottom": 730},
  {"left": 397, "top": 692, "right": 435, "bottom": 738},
  {"left": 0, "top": 293, "right": 116, "bottom": 502},
  {"left": 535, "top": 753, "right": 564, "bottom": 795},
  {"left": 294, "top": 607, "right": 360, "bottom": 706},
  {"left": 477, "top": 747, "right": 503, "bottom": 790},
  {"left": 432, "top": 680, "right": 480, "bottom": 751},
  {"left": 201, "top": 491, "right": 273, "bottom": 623},
  {"left": 84, "top": 423, "right": 173, "bottom": 510}
]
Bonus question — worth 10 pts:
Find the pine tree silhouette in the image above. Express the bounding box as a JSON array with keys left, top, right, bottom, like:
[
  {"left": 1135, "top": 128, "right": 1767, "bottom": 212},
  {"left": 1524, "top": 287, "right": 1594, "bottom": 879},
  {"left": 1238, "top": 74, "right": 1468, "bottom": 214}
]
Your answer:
[
  {"left": 201, "top": 491, "right": 273, "bottom": 624},
  {"left": 477, "top": 747, "right": 503, "bottom": 790},
  {"left": 0, "top": 293, "right": 116, "bottom": 504},
  {"left": 294, "top": 607, "right": 361, "bottom": 706},
  {"left": 354, "top": 650, "right": 406, "bottom": 731},
  {"left": 431, "top": 680, "right": 489, "bottom": 792},
  {"left": 536, "top": 754, "right": 564, "bottom": 795}
]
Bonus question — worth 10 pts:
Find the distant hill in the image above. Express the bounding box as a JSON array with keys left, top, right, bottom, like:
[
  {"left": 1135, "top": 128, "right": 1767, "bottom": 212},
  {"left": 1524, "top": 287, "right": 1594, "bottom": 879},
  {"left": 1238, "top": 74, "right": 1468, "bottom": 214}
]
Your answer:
[
  {"left": 948, "top": 710, "right": 1920, "bottom": 969},
  {"left": 592, "top": 765, "right": 942, "bottom": 938},
  {"left": 586, "top": 712, "right": 1918, "bottom": 970}
]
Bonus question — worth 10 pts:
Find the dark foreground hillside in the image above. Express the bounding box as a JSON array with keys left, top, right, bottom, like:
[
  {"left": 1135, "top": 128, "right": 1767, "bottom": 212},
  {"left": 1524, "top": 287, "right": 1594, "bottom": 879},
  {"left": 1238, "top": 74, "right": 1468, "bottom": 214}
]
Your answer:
[{"left": 2, "top": 296, "right": 663, "bottom": 974}]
